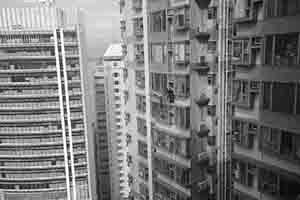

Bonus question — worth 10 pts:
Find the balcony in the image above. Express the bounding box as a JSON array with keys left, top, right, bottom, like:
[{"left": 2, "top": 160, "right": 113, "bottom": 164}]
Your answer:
[
  {"left": 197, "top": 178, "right": 209, "bottom": 192},
  {"left": 195, "top": 94, "right": 210, "bottom": 107},
  {"left": 197, "top": 124, "right": 210, "bottom": 138}
]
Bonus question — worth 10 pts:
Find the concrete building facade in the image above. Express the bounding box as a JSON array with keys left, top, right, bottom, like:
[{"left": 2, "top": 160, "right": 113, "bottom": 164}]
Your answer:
[
  {"left": 0, "top": 5, "right": 96, "bottom": 200},
  {"left": 120, "top": 0, "right": 226, "bottom": 200},
  {"left": 231, "top": 0, "right": 300, "bottom": 200}
]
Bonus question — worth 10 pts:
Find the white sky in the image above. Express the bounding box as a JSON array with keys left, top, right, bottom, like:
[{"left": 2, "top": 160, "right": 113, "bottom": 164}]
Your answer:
[{"left": 0, "top": 0, "right": 121, "bottom": 58}]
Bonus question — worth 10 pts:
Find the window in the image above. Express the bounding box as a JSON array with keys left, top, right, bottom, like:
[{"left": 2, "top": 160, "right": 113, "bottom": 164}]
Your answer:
[
  {"left": 297, "top": 84, "right": 300, "bottom": 114},
  {"left": 113, "top": 72, "right": 119, "bottom": 77},
  {"left": 262, "top": 82, "right": 271, "bottom": 110},
  {"left": 175, "top": 7, "right": 189, "bottom": 28},
  {"left": 150, "top": 10, "right": 166, "bottom": 32},
  {"left": 232, "top": 39, "right": 250, "bottom": 64},
  {"left": 151, "top": 44, "right": 166, "bottom": 64},
  {"left": 208, "top": 41, "right": 217, "bottom": 53},
  {"left": 114, "top": 81, "right": 119, "bottom": 85},
  {"left": 136, "top": 95, "right": 146, "bottom": 113},
  {"left": 133, "top": 17, "right": 143, "bottom": 36},
  {"left": 277, "top": 0, "right": 300, "bottom": 17},
  {"left": 208, "top": 7, "right": 217, "bottom": 19},
  {"left": 174, "top": 43, "right": 189, "bottom": 63},
  {"left": 151, "top": 73, "right": 167, "bottom": 93},
  {"left": 259, "top": 169, "right": 278, "bottom": 195},
  {"left": 135, "top": 71, "right": 145, "bottom": 89},
  {"left": 233, "top": 120, "right": 255, "bottom": 149},
  {"left": 175, "top": 75, "right": 190, "bottom": 98},
  {"left": 176, "top": 107, "right": 190, "bottom": 129},
  {"left": 274, "top": 33, "right": 298, "bottom": 66},
  {"left": 138, "top": 163, "right": 149, "bottom": 181},
  {"left": 233, "top": 160, "right": 256, "bottom": 187},
  {"left": 138, "top": 140, "right": 148, "bottom": 158},
  {"left": 233, "top": 80, "right": 249, "bottom": 106},
  {"left": 261, "top": 126, "right": 280, "bottom": 153},
  {"left": 137, "top": 117, "right": 146, "bottom": 136},
  {"left": 272, "top": 82, "right": 295, "bottom": 114}
]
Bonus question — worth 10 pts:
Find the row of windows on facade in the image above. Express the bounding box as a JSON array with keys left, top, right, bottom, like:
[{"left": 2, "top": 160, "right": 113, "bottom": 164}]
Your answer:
[
  {"left": 0, "top": 48, "right": 80, "bottom": 58},
  {"left": 0, "top": 112, "right": 83, "bottom": 121},
  {"left": 0, "top": 134, "right": 84, "bottom": 144},
  {"left": 130, "top": 5, "right": 216, "bottom": 34},
  {"left": 233, "top": 33, "right": 300, "bottom": 66},
  {"left": 0, "top": 145, "right": 86, "bottom": 156},
  {"left": 234, "top": 80, "right": 300, "bottom": 115},
  {"left": 0, "top": 156, "right": 86, "bottom": 167},
  {"left": 0, "top": 123, "right": 84, "bottom": 133},
  {"left": 0, "top": 100, "right": 82, "bottom": 109},
  {"left": 0, "top": 62, "right": 80, "bottom": 71},
  {"left": 233, "top": 119, "right": 300, "bottom": 162},
  {"left": 233, "top": 159, "right": 300, "bottom": 199},
  {"left": 0, "top": 74, "right": 80, "bottom": 83}
]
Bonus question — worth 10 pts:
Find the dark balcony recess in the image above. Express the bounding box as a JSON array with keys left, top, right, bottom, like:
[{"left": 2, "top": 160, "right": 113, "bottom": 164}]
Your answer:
[
  {"left": 195, "top": 94, "right": 210, "bottom": 107},
  {"left": 197, "top": 124, "right": 210, "bottom": 138}
]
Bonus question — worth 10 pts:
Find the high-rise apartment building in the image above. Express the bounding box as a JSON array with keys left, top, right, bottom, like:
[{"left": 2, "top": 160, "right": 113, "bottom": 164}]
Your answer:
[
  {"left": 0, "top": 5, "right": 96, "bottom": 200},
  {"left": 231, "top": 0, "right": 300, "bottom": 200},
  {"left": 94, "top": 65, "right": 111, "bottom": 200},
  {"left": 96, "top": 44, "right": 130, "bottom": 200},
  {"left": 120, "top": 0, "right": 226, "bottom": 200}
]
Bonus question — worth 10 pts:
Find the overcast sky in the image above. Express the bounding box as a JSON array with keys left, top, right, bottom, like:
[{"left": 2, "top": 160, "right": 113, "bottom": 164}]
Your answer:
[{"left": 0, "top": 0, "right": 121, "bottom": 59}]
